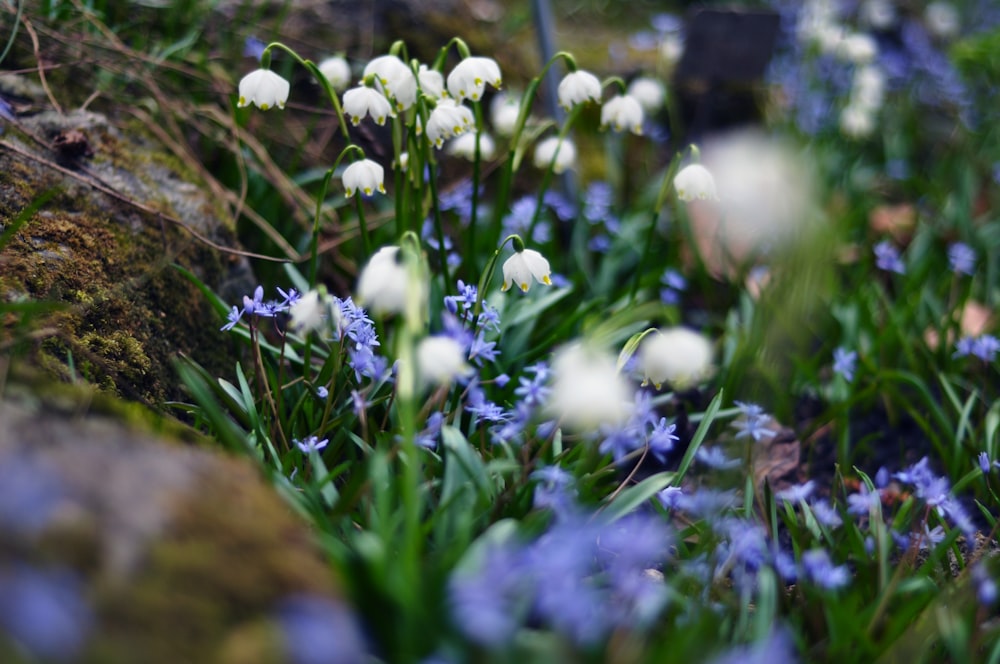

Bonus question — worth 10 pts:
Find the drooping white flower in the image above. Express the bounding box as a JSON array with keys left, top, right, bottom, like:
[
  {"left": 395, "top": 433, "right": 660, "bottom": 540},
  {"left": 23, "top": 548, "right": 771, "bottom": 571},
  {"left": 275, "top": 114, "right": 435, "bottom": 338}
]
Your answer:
[
  {"left": 840, "top": 103, "right": 875, "bottom": 138},
  {"left": 659, "top": 33, "right": 684, "bottom": 66},
  {"left": 356, "top": 246, "right": 409, "bottom": 315},
  {"left": 394, "top": 151, "right": 409, "bottom": 172},
  {"left": 447, "top": 56, "right": 502, "bottom": 102},
  {"left": 533, "top": 136, "right": 576, "bottom": 174},
  {"left": 416, "top": 336, "right": 472, "bottom": 387},
  {"left": 237, "top": 69, "right": 290, "bottom": 110},
  {"left": 425, "top": 98, "right": 474, "bottom": 148},
  {"left": 342, "top": 85, "right": 395, "bottom": 125},
  {"left": 673, "top": 163, "right": 717, "bottom": 202},
  {"left": 925, "top": 2, "right": 960, "bottom": 39},
  {"left": 549, "top": 343, "right": 633, "bottom": 430},
  {"left": 289, "top": 288, "right": 339, "bottom": 335},
  {"left": 638, "top": 327, "right": 714, "bottom": 390},
  {"left": 490, "top": 93, "right": 521, "bottom": 136},
  {"left": 501, "top": 248, "right": 552, "bottom": 293},
  {"left": 446, "top": 132, "right": 495, "bottom": 160},
  {"left": 626, "top": 76, "right": 666, "bottom": 113},
  {"left": 364, "top": 54, "right": 418, "bottom": 110},
  {"left": 837, "top": 32, "right": 877, "bottom": 64},
  {"left": 861, "top": 0, "right": 897, "bottom": 30},
  {"left": 851, "top": 65, "right": 885, "bottom": 110},
  {"left": 600, "top": 94, "right": 644, "bottom": 134},
  {"left": 417, "top": 64, "right": 446, "bottom": 99},
  {"left": 557, "top": 70, "right": 601, "bottom": 110},
  {"left": 318, "top": 55, "right": 351, "bottom": 92},
  {"left": 343, "top": 159, "right": 385, "bottom": 197}
]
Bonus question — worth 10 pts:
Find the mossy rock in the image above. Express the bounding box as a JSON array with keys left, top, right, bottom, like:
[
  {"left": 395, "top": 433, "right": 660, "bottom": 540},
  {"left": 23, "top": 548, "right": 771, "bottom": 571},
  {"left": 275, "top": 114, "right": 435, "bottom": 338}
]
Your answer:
[
  {"left": 0, "top": 391, "right": 350, "bottom": 663},
  {"left": 0, "top": 82, "right": 254, "bottom": 406}
]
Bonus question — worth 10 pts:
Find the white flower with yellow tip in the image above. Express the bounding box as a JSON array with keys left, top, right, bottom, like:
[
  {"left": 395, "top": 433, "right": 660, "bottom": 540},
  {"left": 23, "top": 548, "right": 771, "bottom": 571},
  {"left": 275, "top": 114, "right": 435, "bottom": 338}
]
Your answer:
[
  {"left": 343, "top": 159, "right": 385, "bottom": 197},
  {"left": 557, "top": 70, "right": 601, "bottom": 110},
  {"left": 600, "top": 94, "right": 644, "bottom": 134},
  {"left": 533, "top": 136, "right": 576, "bottom": 174},
  {"left": 674, "top": 163, "right": 717, "bottom": 202},
  {"left": 364, "top": 54, "right": 417, "bottom": 110},
  {"left": 501, "top": 248, "right": 552, "bottom": 293},
  {"left": 418, "top": 64, "right": 446, "bottom": 98},
  {"left": 638, "top": 327, "right": 714, "bottom": 390},
  {"left": 626, "top": 77, "right": 666, "bottom": 113},
  {"left": 237, "top": 69, "right": 290, "bottom": 110},
  {"left": 343, "top": 85, "right": 395, "bottom": 126},
  {"left": 447, "top": 56, "right": 502, "bottom": 102},
  {"left": 426, "top": 99, "right": 474, "bottom": 148},
  {"left": 318, "top": 56, "right": 351, "bottom": 92}
]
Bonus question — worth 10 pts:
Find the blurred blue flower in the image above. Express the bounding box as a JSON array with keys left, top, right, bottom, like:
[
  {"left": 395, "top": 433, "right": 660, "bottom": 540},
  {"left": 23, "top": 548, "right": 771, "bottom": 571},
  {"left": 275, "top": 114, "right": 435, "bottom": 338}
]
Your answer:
[
  {"left": 874, "top": 240, "right": 906, "bottom": 274},
  {"left": 0, "top": 565, "right": 92, "bottom": 661},
  {"left": 274, "top": 595, "right": 367, "bottom": 664},
  {"left": 0, "top": 457, "right": 65, "bottom": 536},
  {"left": 832, "top": 347, "right": 857, "bottom": 382},
  {"left": 948, "top": 242, "right": 976, "bottom": 276},
  {"left": 802, "top": 549, "right": 850, "bottom": 590},
  {"left": 732, "top": 401, "right": 776, "bottom": 442}
]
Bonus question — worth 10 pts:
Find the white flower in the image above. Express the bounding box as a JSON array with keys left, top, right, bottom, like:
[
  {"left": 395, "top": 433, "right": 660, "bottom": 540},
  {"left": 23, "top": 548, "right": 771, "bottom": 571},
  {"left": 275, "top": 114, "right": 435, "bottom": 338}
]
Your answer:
[
  {"left": 840, "top": 104, "right": 875, "bottom": 138},
  {"left": 549, "top": 343, "right": 633, "bottom": 430},
  {"left": 416, "top": 336, "right": 472, "bottom": 386},
  {"left": 533, "top": 136, "right": 576, "bottom": 174},
  {"left": 447, "top": 56, "right": 502, "bottom": 102},
  {"left": 490, "top": 93, "right": 521, "bottom": 136},
  {"left": 557, "top": 70, "right": 601, "bottom": 110},
  {"left": 626, "top": 77, "right": 666, "bottom": 113},
  {"left": 343, "top": 159, "right": 385, "bottom": 197},
  {"left": 364, "top": 54, "right": 417, "bottom": 110},
  {"left": 501, "top": 248, "right": 552, "bottom": 293},
  {"left": 837, "top": 32, "right": 877, "bottom": 64},
  {"left": 356, "top": 246, "right": 409, "bottom": 315},
  {"left": 861, "top": 0, "right": 896, "bottom": 29},
  {"left": 425, "top": 98, "right": 473, "bottom": 148},
  {"left": 237, "top": 69, "right": 290, "bottom": 110},
  {"left": 600, "top": 94, "right": 644, "bottom": 134},
  {"left": 394, "top": 151, "right": 409, "bottom": 172},
  {"left": 342, "top": 85, "right": 395, "bottom": 126},
  {"left": 289, "top": 289, "right": 338, "bottom": 335},
  {"left": 659, "top": 33, "right": 684, "bottom": 66},
  {"left": 446, "top": 132, "right": 495, "bottom": 160},
  {"left": 851, "top": 65, "right": 885, "bottom": 110},
  {"left": 318, "top": 56, "right": 351, "bottom": 92},
  {"left": 638, "top": 327, "right": 713, "bottom": 390},
  {"left": 673, "top": 163, "right": 717, "bottom": 202},
  {"left": 925, "top": 2, "right": 960, "bottom": 39},
  {"left": 418, "top": 64, "right": 445, "bottom": 98}
]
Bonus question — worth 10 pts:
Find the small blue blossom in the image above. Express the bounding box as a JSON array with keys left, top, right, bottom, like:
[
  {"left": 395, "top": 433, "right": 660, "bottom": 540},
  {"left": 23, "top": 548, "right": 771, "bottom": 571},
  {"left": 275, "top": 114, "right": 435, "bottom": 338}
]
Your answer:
[
  {"left": 648, "top": 418, "right": 679, "bottom": 463},
  {"left": 874, "top": 240, "right": 906, "bottom": 274},
  {"left": 801, "top": 549, "right": 850, "bottom": 590},
  {"left": 243, "top": 36, "right": 266, "bottom": 59},
  {"left": 274, "top": 595, "right": 367, "bottom": 664},
  {"left": 0, "top": 565, "right": 93, "bottom": 661},
  {"left": 973, "top": 563, "right": 998, "bottom": 605},
  {"left": 295, "top": 435, "right": 329, "bottom": 453},
  {"left": 979, "top": 451, "right": 992, "bottom": 474},
  {"left": 415, "top": 411, "right": 444, "bottom": 449},
  {"left": 809, "top": 500, "right": 843, "bottom": 529},
  {"left": 846, "top": 484, "right": 881, "bottom": 516},
  {"left": 731, "top": 401, "right": 777, "bottom": 442},
  {"left": 948, "top": 242, "right": 976, "bottom": 275},
  {"left": 832, "top": 347, "right": 857, "bottom": 382},
  {"left": 774, "top": 480, "right": 815, "bottom": 503},
  {"left": 531, "top": 465, "right": 577, "bottom": 515},
  {"left": 316, "top": 386, "right": 329, "bottom": 399},
  {"left": 220, "top": 305, "right": 243, "bottom": 331},
  {"left": 695, "top": 446, "right": 741, "bottom": 470},
  {"left": 494, "top": 373, "right": 510, "bottom": 388}
]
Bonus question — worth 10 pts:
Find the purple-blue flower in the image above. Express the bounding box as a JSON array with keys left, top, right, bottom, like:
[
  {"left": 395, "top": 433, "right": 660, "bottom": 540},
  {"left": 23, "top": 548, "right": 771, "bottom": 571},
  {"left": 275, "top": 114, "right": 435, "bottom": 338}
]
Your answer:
[
  {"left": 802, "top": 549, "right": 850, "bottom": 590},
  {"left": 874, "top": 240, "right": 906, "bottom": 274},
  {"left": 948, "top": 242, "right": 976, "bottom": 276},
  {"left": 832, "top": 347, "right": 857, "bottom": 382},
  {"left": 731, "top": 401, "right": 776, "bottom": 442}
]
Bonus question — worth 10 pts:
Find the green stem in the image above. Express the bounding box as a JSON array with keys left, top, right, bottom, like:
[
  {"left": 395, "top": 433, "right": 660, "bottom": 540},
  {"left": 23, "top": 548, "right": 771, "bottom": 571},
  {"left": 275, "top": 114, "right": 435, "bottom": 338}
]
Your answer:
[{"left": 630, "top": 152, "right": 683, "bottom": 301}]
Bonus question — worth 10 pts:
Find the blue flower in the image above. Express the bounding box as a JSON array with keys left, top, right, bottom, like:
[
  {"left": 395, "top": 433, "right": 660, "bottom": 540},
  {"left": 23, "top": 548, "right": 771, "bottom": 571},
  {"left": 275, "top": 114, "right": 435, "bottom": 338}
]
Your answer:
[
  {"left": 648, "top": 418, "right": 679, "bottom": 463},
  {"left": 832, "top": 347, "right": 857, "bottom": 382},
  {"left": 948, "top": 242, "right": 976, "bottom": 275},
  {"left": 731, "top": 401, "right": 776, "bottom": 442},
  {"left": 874, "top": 240, "right": 906, "bottom": 274},
  {"left": 801, "top": 549, "right": 850, "bottom": 590},
  {"left": 274, "top": 595, "right": 367, "bottom": 664},
  {"left": 0, "top": 565, "right": 92, "bottom": 661},
  {"left": 295, "top": 435, "right": 329, "bottom": 453}
]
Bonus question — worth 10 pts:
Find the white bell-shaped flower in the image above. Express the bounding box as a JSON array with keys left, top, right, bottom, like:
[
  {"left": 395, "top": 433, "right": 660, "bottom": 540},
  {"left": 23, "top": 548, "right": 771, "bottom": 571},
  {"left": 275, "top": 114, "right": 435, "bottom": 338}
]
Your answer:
[
  {"left": 364, "top": 54, "right": 417, "bottom": 110},
  {"left": 426, "top": 99, "right": 474, "bottom": 148},
  {"left": 447, "top": 56, "right": 502, "bottom": 102},
  {"left": 490, "top": 93, "right": 521, "bottom": 136},
  {"left": 418, "top": 64, "right": 446, "bottom": 99},
  {"left": 238, "top": 69, "right": 290, "bottom": 111},
  {"left": 557, "top": 70, "right": 601, "bottom": 110},
  {"left": 343, "top": 159, "right": 385, "bottom": 197},
  {"left": 501, "top": 248, "right": 552, "bottom": 293},
  {"left": 638, "top": 327, "right": 714, "bottom": 390},
  {"left": 533, "top": 136, "right": 576, "bottom": 174},
  {"left": 356, "top": 246, "right": 409, "bottom": 315},
  {"left": 674, "top": 163, "right": 717, "bottom": 202},
  {"left": 289, "top": 288, "right": 339, "bottom": 335},
  {"left": 416, "top": 336, "right": 472, "bottom": 387},
  {"left": 600, "top": 94, "right": 644, "bottom": 134},
  {"left": 549, "top": 343, "right": 633, "bottom": 430},
  {"left": 318, "top": 56, "right": 351, "bottom": 92},
  {"left": 343, "top": 85, "right": 395, "bottom": 126},
  {"left": 446, "top": 132, "right": 495, "bottom": 160},
  {"left": 626, "top": 77, "right": 666, "bottom": 113}
]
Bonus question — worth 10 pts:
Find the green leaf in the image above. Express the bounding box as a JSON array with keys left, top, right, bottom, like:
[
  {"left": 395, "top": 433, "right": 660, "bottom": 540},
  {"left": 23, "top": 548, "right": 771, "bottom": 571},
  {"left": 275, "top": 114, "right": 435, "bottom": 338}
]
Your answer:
[{"left": 601, "top": 471, "right": 674, "bottom": 522}]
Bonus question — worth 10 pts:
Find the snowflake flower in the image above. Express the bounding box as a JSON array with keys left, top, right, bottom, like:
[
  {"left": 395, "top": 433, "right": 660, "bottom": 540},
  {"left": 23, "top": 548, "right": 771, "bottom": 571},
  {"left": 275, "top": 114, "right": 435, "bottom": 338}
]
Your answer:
[{"left": 237, "top": 69, "right": 290, "bottom": 110}]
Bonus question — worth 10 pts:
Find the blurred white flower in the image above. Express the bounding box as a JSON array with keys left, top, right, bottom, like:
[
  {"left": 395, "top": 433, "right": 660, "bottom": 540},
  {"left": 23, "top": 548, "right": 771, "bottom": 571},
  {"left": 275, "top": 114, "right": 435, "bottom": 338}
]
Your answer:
[
  {"left": 394, "top": 151, "right": 409, "bottom": 172},
  {"left": 638, "top": 327, "right": 714, "bottom": 390},
  {"left": 364, "top": 54, "right": 417, "bottom": 110},
  {"left": 627, "top": 77, "right": 666, "bottom": 114},
  {"left": 840, "top": 104, "right": 875, "bottom": 138},
  {"left": 549, "top": 343, "right": 633, "bottom": 430},
  {"left": 490, "top": 93, "right": 521, "bottom": 136},
  {"left": 925, "top": 2, "right": 960, "bottom": 39},
  {"left": 600, "top": 94, "right": 644, "bottom": 134},
  {"left": 533, "top": 136, "right": 576, "bottom": 173},
  {"left": 289, "top": 288, "right": 338, "bottom": 335},
  {"left": 851, "top": 65, "right": 885, "bottom": 110},
  {"left": 343, "top": 85, "right": 395, "bottom": 126},
  {"left": 557, "top": 70, "right": 601, "bottom": 110},
  {"left": 356, "top": 246, "right": 410, "bottom": 315},
  {"left": 447, "top": 56, "right": 502, "bottom": 102},
  {"left": 861, "top": 0, "right": 897, "bottom": 29},
  {"left": 659, "top": 33, "right": 684, "bottom": 67},
  {"left": 416, "top": 336, "right": 472, "bottom": 386},
  {"left": 673, "top": 163, "right": 717, "bottom": 202},
  {"left": 318, "top": 55, "right": 351, "bottom": 92},
  {"left": 426, "top": 98, "right": 474, "bottom": 148},
  {"left": 447, "top": 132, "right": 495, "bottom": 160},
  {"left": 501, "top": 248, "right": 552, "bottom": 293},
  {"left": 342, "top": 159, "right": 385, "bottom": 197},
  {"left": 837, "top": 32, "right": 877, "bottom": 64},
  {"left": 237, "top": 69, "right": 290, "bottom": 110},
  {"left": 418, "top": 64, "right": 445, "bottom": 98}
]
